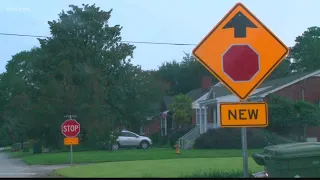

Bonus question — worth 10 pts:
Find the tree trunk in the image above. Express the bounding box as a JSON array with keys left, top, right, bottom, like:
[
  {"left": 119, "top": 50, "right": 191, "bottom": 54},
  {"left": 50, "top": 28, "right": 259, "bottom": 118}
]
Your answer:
[
  {"left": 20, "top": 141, "right": 24, "bottom": 150},
  {"left": 303, "top": 125, "right": 307, "bottom": 142}
]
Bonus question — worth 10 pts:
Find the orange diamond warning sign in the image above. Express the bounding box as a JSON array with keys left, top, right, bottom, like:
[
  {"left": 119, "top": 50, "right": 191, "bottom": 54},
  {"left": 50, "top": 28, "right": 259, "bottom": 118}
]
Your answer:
[{"left": 192, "top": 3, "right": 289, "bottom": 100}]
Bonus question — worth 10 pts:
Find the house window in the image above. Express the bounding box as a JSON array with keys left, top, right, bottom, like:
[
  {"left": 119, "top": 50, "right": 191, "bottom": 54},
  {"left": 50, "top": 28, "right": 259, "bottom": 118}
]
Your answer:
[
  {"left": 121, "top": 132, "right": 137, "bottom": 137},
  {"left": 172, "top": 120, "right": 175, "bottom": 129},
  {"left": 301, "top": 88, "right": 305, "bottom": 101},
  {"left": 196, "top": 108, "right": 207, "bottom": 125}
]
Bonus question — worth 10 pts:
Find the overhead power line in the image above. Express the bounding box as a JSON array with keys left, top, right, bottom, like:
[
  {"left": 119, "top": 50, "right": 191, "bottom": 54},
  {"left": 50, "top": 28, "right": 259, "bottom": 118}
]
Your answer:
[{"left": 0, "top": 32, "right": 197, "bottom": 46}]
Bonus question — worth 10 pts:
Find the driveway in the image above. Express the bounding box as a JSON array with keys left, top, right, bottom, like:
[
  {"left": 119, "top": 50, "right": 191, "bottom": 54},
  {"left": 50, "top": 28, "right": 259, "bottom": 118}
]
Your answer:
[{"left": 0, "top": 152, "right": 69, "bottom": 177}]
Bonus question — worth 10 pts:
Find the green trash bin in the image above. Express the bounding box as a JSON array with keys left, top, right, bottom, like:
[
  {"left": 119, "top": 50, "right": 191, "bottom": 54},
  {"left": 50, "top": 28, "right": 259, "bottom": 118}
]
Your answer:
[{"left": 252, "top": 142, "right": 320, "bottom": 178}]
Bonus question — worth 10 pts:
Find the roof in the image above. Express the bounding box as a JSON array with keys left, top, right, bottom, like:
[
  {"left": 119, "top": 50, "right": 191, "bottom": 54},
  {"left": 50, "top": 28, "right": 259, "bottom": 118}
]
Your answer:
[
  {"left": 209, "top": 69, "right": 320, "bottom": 99},
  {"left": 154, "top": 69, "right": 320, "bottom": 113},
  {"left": 149, "top": 102, "right": 161, "bottom": 111},
  {"left": 162, "top": 88, "right": 210, "bottom": 109},
  {"left": 163, "top": 95, "right": 173, "bottom": 109},
  {"left": 186, "top": 88, "right": 210, "bottom": 101},
  {"left": 253, "top": 72, "right": 314, "bottom": 97}
]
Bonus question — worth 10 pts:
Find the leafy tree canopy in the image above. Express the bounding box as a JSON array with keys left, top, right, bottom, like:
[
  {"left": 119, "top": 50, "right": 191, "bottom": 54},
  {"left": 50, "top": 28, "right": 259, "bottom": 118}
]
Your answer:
[
  {"left": 268, "top": 95, "right": 320, "bottom": 127},
  {"left": 0, "top": 4, "right": 164, "bottom": 149},
  {"left": 290, "top": 26, "right": 320, "bottom": 73},
  {"left": 169, "top": 94, "right": 193, "bottom": 125}
]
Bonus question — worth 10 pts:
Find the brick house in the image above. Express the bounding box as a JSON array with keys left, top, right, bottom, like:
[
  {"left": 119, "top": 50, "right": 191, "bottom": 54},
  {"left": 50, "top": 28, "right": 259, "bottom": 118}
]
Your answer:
[
  {"left": 141, "top": 69, "right": 320, "bottom": 145},
  {"left": 140, "top": 76, "right": 213, "bottom": 136},
  {"left": 193, "top": 69, "right": 320, "bottom": 142}
]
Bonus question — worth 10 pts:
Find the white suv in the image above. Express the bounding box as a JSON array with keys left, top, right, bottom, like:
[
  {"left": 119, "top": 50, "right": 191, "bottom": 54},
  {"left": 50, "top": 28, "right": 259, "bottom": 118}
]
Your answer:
[{"left": 112, "top": 130, "right": 152, "bottom": 150}]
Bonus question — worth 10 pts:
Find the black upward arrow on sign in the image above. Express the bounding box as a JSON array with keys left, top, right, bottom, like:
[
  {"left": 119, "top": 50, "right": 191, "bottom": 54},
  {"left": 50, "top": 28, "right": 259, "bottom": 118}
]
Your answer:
[{"left": 223, "top": 11, "right": 257, "bottom": 38}]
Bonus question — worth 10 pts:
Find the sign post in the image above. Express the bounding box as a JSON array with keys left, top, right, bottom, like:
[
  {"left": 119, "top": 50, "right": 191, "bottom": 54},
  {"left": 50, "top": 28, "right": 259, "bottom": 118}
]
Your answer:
[
  {"left": 192, "top": 2, "right": 289, "bottom": 177},
  {"left": 241, "top": 126, "right": 248, "bottom": 177},
  {"left": 62, "top": 115, "right": 80, "bottom": 166},
  {"left": 219, "top": 101, "right": 268, "bottom": 177}
]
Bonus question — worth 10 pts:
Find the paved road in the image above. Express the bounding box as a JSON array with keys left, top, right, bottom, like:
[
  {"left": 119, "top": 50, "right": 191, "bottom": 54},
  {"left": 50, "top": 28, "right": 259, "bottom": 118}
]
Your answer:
[{"left": 0, "top": 152, "right": 69, "bottom": 177}]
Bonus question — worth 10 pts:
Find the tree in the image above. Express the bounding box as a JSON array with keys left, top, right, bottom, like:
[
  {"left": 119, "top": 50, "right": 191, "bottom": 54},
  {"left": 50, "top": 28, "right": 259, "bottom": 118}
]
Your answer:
[
  {"left": 290, "top": 26, "right": 320, "bottom": 73},
  {"left": 169, "top": 94, "right": 193, "bottom": 128},
  {"left": 266, "top": 58, "right": 292, "bottom": 81},
  {"left": 32, "top": 4, "right": 137, "bottom": 148},
  {"left": 179, "top": 53, "right": 216, "bottom": 92},
  {"left": 0, "top": 4, "right": 165, "bottom": 150},
  {"left": 156, "top": 60, "right": 182, "bottom": 95},
  {"left": 267, "top": 95, "right": 320, "bottom": 140},
  {"left": 0, "top": 49, "right": 38, "bottom": 148},
  {"left": 156, "top": 53, "right": 217, "bottom": 95}
]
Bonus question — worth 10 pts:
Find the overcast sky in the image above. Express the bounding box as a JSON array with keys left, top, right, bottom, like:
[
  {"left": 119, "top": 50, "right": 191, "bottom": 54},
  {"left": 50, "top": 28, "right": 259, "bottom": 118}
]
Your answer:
[{"left": 0, "top": 0, "right": 319, "bottom": 73}]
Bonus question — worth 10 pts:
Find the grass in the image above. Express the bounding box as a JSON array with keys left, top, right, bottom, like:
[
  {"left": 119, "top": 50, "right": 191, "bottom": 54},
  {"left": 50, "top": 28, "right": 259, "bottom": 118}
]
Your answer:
[
  {"left": 11, "top": 148, "right": 262, "bottom": 165},
  {"left": 8, "top": 151, "right": 33, "bottom": 158},
  {"left": 56, "top": 157, "right": 263, "bottom": 178},
  {"left": 183, "top": 169, "right": 253, "bottom": 178}
]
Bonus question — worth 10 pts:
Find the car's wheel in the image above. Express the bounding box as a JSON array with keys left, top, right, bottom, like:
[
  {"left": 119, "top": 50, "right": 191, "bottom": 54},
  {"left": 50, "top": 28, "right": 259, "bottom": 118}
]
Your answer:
[
  {"left": 140, "top": 141, "right": 150, "bottom": 150},
  {"left": 112, "top": 143, "right": 120, "bottom": 151}
]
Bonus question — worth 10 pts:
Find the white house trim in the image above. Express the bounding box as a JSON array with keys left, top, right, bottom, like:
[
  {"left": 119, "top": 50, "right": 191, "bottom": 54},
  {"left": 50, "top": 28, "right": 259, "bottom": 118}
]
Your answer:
[
  {"left": 192, "top": 92, "right": 210, "bottom": 109},
  {"left": 162, "top": 110, "right": 169, "bottom": 114},
  {"left": 259, "top": 70, "right": 320, "bottom": 97},
  {"left": 215, "top": 94, "right": 239, "bottom": 102},
  {"left": 197, "top": 86, "right": 272, "bottom": 105}
]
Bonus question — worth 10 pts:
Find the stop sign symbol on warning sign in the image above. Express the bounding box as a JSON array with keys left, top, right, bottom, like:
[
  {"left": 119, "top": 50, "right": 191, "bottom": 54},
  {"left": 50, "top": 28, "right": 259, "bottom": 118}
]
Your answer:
[
  {"left": 222, "top": 44, "right": 259, "bottom": 82},
  {"left": 61, "top": 119, "right": 80, "bottom": 138}
]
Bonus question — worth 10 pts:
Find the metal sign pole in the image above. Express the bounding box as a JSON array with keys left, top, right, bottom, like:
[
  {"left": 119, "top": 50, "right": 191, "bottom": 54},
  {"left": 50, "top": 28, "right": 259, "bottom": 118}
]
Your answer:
[
  {"left": 240, "top": 99, "right": 249, "bottom": 177},
  {"left": 70, "top": 144, "right": 73, "bottom": 166},
  {"left": 241, "top": 127, "right": 249, "bottom": 177}
]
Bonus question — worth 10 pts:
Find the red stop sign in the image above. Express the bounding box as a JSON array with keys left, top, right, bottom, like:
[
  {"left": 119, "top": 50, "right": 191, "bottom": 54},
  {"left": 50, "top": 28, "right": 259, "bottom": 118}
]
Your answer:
[
  {"left": 61, "top": 119, "right": 80, "bottom": 137},
  {"left": 222, "top": 44, "right": 259, "bottom": 82}
]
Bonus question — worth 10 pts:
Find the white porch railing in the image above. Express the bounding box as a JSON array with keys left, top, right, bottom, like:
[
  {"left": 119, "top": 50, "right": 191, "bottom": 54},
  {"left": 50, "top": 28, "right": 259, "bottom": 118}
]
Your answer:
[
  {"left": 178, "top": 123, "right": 219, "bottom": 149},
  {"left": 207, "top": 123, "right": 219, "bottom": 130},
  {"left": 178, "top": 125, "right": 201, "bottom": 149}
]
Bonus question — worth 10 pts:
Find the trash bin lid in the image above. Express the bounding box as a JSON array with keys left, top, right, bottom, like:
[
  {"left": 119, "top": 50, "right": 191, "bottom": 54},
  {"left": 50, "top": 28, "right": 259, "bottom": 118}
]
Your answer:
[{"left": 263, "top": 142, "right": 320, "bottom": 159}]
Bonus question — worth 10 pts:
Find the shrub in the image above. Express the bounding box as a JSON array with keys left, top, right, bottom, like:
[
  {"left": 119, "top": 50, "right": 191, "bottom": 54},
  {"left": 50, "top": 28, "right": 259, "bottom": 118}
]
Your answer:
[
  {"left": 32, "top": 140, "right": 42, "bottom": 154},
  {"left": 150, "top": 132, "right": 161, "bottom": 145},
  {"left": 23, "top": 148, "right": 30, "bottom": 152},
  {"left": 168, "top": 127, "right": 192, "bottom": 146},
  {"left": 151, "top": 127, "right": 193, "bottom": 147},
  {"left": 193, "top": 128, "right": 289, "bottom": 149},
  {"left": 159, "top": 135, "right": 169, "bottom": 145},
  {"left": 182, "top": 169, "right": 253, "bottom": 178}
]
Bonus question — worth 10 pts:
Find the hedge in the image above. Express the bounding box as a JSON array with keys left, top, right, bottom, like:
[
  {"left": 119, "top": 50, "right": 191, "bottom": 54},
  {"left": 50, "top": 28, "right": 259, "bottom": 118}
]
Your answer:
[{"left": 193, "top": 128, "right": 290, "bottom": 149}]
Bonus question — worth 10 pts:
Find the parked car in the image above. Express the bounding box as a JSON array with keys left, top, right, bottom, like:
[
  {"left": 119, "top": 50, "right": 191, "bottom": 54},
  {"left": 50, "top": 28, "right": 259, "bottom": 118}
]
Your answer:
[{"left": 112, "top": 130, "right": 152, "bottom": 150}]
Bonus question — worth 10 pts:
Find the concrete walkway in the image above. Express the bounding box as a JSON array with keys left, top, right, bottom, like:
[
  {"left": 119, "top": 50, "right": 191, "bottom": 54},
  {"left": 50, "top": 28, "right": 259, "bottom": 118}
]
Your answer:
[{"left": 0, "top": 152, "right": 69, "bottom": 177}]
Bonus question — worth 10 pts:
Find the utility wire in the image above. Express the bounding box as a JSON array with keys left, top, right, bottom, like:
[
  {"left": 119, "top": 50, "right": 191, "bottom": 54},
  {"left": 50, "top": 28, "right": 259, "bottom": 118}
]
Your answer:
[{"left": 0, "top": 32, "right": 197, "bottom": 46}]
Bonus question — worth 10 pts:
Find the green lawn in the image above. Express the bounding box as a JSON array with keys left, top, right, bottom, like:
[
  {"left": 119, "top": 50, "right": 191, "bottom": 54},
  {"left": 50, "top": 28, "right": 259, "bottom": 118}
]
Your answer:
[
  {"left": 9, "top": 151, "right": 33, "bottom": 158},
  {"left": 14, "top": 148, "right": 262, "bottom": 165},
  {"left": 56, "top": 157, "right": 263, "bottom": 178}
]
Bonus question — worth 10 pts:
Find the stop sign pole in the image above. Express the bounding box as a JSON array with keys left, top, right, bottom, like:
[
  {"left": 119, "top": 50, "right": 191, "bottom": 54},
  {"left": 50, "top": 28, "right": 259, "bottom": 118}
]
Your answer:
[{"left": 62, "top": 115, "right": 80, "bottom": 165}]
